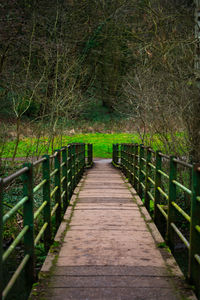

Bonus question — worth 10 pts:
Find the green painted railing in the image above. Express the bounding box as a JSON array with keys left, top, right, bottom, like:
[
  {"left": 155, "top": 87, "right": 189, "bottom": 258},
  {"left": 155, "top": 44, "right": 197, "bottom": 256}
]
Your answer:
[
  {"left": 113, "top": 143, "right": 200, "bottom": 299},
  {"left": 0, "top": 143, "right": 93, "bottom": 300}
]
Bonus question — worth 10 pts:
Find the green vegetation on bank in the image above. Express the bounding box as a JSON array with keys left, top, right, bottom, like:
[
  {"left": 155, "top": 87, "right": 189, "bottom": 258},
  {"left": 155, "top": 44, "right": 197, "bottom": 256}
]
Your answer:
[
  {"left": 1, "top": 132, "right": 187, "bottom": 159},
  {"left": 2, "top": 133, "right": 139, "bottom": 159}
]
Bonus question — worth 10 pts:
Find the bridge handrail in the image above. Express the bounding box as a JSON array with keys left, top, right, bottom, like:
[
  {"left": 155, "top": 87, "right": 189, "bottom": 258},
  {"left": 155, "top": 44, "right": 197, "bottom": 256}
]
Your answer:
[
  {"left": 113, "top": 143, "right": 200, "bottom": 298},
  {"left": 0, "top": 143, "right": 93, "bottom": 300}
]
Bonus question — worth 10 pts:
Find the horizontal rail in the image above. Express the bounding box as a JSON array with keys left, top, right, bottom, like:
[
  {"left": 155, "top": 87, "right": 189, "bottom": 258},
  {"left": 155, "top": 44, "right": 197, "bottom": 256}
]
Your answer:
[
  {"left": 33, "top": 179, "right": 47, "bottom": 194},
  {"left": 34, "top": 201, "right": 47, "bottom": 220},
  {"left": 61, "top": 190, "right": 66, "bottom": 199},
  {"left": 140, "top": 182, "right": 145, "bottom": 190},
  {"left": 195, "top": 254, "right": 200, "bottom": 265},
  {"left": 3, "top": 254, "right": 30, "bottom": 299},
  {"left": 171, "top": 202, "right": 191, "bottom": 222},
  {"left": 3, "top": 167, "right": 29, "bottom": 185},
  {"left": 114, "top": 143, "right": 200, "bottom": 297},
  {"left": 34, "top": 222, "right": 48, "bottom": 246},
  {"left": 157, "top": 187, "right": 168, "bottom": 199},
  {"left": 173, "top": 158, "right": 192, "bottom": 169},
  {"left": 147, "top": 191, "right": 155, "bottom": 201},
  {"left": 157, "top": 204, "right": 168, "bottom": 220},
  {"left": 158, "top": 169, "right": 169, "bottom": 179},
  {"left": 1, "top": 143, "right": 90, "bottom": 300},
  {"left": 196, "top": 225, "right": 200, "bottom": 234},
  {"left": 172, "top": 180, "right": 192, "bottom": 195},
  {"left": 3, "top": 225, "right": 29, "bottom": 262},
  {"left": 50, "top": 168, "right": 58, "bottom": 178},
  {"left": 50, "top": 186, "right": 58, "bottom": 198},
  {"left": 158, "top": 152, "right": 170, "bottom": 159},
  {"left": 61, "top": 176, "right": 66, "bottom": 184},
  {"left": 148, "top": 176, "right": 155, "bottom": 185},
  {"left": 33, "top": 157, "right": 46, "bottom": 166},
  {"left": 51, "top": 203, "right": 59, "bottom": 217},
  {"left": 148, "top": 162, "right": 156, "bottom": 169},
  {"left": 3, "top": 196, "right": 28, "bottom": 224},
  {"left": 171, "top": 222, "right": 190, "bottom": 249}
]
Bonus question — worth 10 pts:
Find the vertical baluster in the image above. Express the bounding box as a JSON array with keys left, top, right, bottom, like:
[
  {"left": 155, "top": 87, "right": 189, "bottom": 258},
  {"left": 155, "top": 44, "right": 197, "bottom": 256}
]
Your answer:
[
  {"left": 144, "top": 148, "right": 152, "bottom": 212},
  {"left": 68, "top": 145, "right": 72, "bottom": 199},
  {"left": 76, "top": 144, "right": 79, "bottom": 183},
  {"left": 154, "top": 151, "right": 162, "bottom": 226},
  {"left": 61, "top": 147, "right": 68, "bottom": 212},
  {"left": 112, "top": 144, "right": 115, "bottom": 164},
  {"left": 88, "top": 144, "right": 93, "bottom": 166},
  {"left": 116, "top": 143, "right": 119, "bottom": 165},
  {"left": 72, "top": 144, "right": 76, "bottom": 192},
  {"left": 188, "top": 164, "right": 200, "bottom": 290},
  {"left": 130, "top": 144, "right": 134, "bottom": 186},
  {"left": 42, "top": 155, "right": 52, "bottom": 251},
  {"left": 128, "top": 145, "right": 131, "bottom": 182},
  {"left": 139, "top": 144, "right": 144, "bottom": 198},
  {"left": 166, "top": 156, "right": 177, "bottom": 251},
  {"left": 0, "top": 179, "right": 3, "bottom": 300},
  {"left": 22, "top": 163, "right": 35, "bottom": 287},
  {"left": 54, "top": 150, "right": 61, "bottom": 228},
  {"left": 133, "top": 144, "right": 138, "bottom": 191},
  {"left": 77, "top": 144, "right": 81, "bottom": 183},
  {"left": 121, "top": 144, "right": 124, "bottom": 172},
  {"left": 125, "top": 144, "right": 128, "bottom": 178},
  {"left": 82, "top": 144, "right": 84, "bottom": 175}
]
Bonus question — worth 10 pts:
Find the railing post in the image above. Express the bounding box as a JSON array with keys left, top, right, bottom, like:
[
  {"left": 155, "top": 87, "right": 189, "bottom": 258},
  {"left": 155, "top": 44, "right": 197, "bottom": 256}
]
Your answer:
[
  {"left": 144, "top": 148, "right": 152, "bottom": 212},
  {"left": 61, "top": 147, "right": 68, "bottom": 212},
  {"left": 128, "top": 145, "right": 132, "bottom": 182},
  {"left": 54, "top": 150, "right": 62, "bottom": 228},
  {"left": 121, "top": 144, "right": 124, "bottom": 173},
  {"left": 71, "top": 144, "right": 76, "bottom": 192},
  {"left": 83, "top": 143, "right": 86, "bottom": 170},
  {"left": 68, "top": 145, "right": 72, "bottom": 199},
  {"left": 166, "top": 156, "right": 177, "bottom": 250},
  {"left": 154, "top": 150, "right": 162, "bottom": 226},
  {"left": 74, "top": 144, "right": 77, "bottom": 187},
  {"left": 0, "top": 179, "right": 3, "bottom": 300},
  {"left": 188, "top": 164, "right": 200, "bottom": 289},
  {"left": 112, "top": 144, "right": 115, "bottom": 164},
  {"left": 133, "top": 144, "right": 138, "bottom": 191},
  {"left": 82, "top": 144, "right": 85, "bottom": 175},
  {"left": 22, "top": 163, "right": 35, "bottom": 287},
  {"left": 130, "top": 144, "right": 134, "bottom": 186},
  {"left": 139, "top": 144, "right": 145, "bottom": 198},
  {"left": 42, "top": 155, "right": 52, "bottom": 252},
  {"left": 116, "top": 143, "right": 119, "bottom": 164},
  {"left": 125, "top": 144, "right": 128, "bottom": 177},
  {"left": 87, "top": 144, "right": 93, "bottom": 166},
  {"left": 76, "top": 144, "right": 80, "bottom": 183}
]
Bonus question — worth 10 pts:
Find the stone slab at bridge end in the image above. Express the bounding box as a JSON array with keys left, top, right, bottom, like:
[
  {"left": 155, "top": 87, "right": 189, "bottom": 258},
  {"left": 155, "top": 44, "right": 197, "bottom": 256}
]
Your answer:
[{"left": 29, "top": 159, "right": 197, "bottom": 300}]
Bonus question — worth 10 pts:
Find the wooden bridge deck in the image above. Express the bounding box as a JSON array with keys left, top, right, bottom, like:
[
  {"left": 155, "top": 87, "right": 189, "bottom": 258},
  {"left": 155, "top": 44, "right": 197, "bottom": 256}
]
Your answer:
[{"left": 32, "top": 160, "right": 195, "bottom": 300}]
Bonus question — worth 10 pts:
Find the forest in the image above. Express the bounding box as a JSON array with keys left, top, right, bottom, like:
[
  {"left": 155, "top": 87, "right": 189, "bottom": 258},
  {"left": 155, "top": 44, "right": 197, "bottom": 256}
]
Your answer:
[
  {"left": 0, "top": 0, "right": 199, "bottom": 164},
  {"left": 1, "top": 2, "right": 200, "bottom": 300}
]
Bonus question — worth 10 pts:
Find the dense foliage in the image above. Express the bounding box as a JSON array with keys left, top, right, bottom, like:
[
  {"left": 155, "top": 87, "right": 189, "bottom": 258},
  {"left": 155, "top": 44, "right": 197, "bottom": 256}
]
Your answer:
[{"left": 0, "top": 0, "right": 199, "bottom": 161}]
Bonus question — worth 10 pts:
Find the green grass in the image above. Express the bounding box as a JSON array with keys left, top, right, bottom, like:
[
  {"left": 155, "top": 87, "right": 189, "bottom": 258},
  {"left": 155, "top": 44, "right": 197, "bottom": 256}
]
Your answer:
[
  {"left": 2, "top": 133, "right": 141, "bottom": 158},
  {"left": 1, "top": 131, "right": 187, "bottom": 159}
]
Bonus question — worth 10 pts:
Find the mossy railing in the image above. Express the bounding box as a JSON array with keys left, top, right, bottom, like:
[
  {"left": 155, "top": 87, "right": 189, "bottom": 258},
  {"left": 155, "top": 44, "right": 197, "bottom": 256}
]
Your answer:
[
  {"left": 0, "top": 143, "right": 93, "bottom": 300},
  {"left": 113, "top": 143, "right": 200, "bottom": 299}
]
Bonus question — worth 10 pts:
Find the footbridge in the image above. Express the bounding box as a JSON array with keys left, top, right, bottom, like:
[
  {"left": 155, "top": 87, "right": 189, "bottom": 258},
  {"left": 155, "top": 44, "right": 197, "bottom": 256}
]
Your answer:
[{"left": 1, "top": 144, "right": 199, "bottom": 300}]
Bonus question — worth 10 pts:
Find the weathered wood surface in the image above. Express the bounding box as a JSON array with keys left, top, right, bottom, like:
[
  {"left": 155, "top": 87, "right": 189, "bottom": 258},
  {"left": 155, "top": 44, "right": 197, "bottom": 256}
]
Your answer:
[{"left": 38, "top": 160, "right": 195, "bottom": 300}]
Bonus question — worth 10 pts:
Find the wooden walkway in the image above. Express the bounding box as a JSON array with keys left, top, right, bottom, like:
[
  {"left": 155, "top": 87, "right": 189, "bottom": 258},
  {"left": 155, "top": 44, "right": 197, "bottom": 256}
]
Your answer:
[{"left": 32, "top": 160, "right": 195, "bottom": 300}]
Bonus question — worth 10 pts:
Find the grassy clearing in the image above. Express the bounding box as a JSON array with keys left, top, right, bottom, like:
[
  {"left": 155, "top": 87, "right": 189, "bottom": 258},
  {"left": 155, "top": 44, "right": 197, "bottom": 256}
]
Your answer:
[
  {"left": 2, "top": 133, "right": 140, "bottom": 158},
  {"left": 1, "top": 130, "right": 187, "bottom": 160}
]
